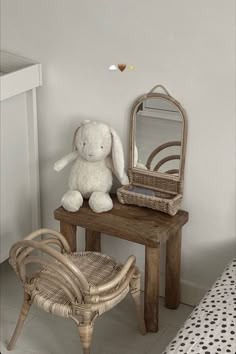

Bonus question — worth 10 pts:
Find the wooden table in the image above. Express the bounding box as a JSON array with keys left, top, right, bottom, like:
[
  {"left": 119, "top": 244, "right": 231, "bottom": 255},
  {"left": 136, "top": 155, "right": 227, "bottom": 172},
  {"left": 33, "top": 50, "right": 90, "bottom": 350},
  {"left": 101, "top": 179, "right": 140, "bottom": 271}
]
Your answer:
[{"left": 54, "top": 196, "right": 189, "bottom": 332}]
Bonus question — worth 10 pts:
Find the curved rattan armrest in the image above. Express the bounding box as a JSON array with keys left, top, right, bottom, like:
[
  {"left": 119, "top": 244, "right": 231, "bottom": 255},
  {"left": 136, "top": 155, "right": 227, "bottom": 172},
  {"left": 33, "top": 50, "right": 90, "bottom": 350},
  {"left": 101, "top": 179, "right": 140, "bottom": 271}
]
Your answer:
[
  {"left": 89, "top": 255, "right": 136, "bottom": 295},
  {"left": 17, "top": 228, "right": 71, "bottom": 254},
  {"left": 9, "top": 240, "right": 90, "bottom": 293},
  {"left": 86, "top": 267, "right": 136, "bottom": 304},
  {"left": 146, "top": 141, "right": 181, "bottom": 169},
  {"left": 17, "top": 239, "right": 65, "bottom": 265}
]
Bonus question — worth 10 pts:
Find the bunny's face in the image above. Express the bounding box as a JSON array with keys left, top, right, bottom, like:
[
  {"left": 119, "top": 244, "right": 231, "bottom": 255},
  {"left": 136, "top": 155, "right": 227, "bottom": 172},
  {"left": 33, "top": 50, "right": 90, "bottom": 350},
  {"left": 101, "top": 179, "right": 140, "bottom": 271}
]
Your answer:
[{"left": 75, "top": 122, "right": 112, "bottom": 162}]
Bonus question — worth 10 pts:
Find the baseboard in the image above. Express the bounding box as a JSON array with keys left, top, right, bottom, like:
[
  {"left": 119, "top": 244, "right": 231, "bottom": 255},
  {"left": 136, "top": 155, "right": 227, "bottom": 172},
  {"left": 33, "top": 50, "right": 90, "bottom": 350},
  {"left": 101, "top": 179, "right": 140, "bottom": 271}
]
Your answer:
[
  {"left": 179, "top": 279, "right": 208, "bottom": 306},
  {"left": 140, "top": 272, "right": 208, "bottom": 307}
]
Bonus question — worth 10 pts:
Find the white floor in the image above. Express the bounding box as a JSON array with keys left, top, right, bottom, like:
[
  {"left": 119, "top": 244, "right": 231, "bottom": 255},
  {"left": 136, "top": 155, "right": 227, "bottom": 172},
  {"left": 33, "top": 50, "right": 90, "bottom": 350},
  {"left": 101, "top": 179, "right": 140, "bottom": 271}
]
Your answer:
[{"left": 0, "top": 260, "right": 193, "bottom": 354}]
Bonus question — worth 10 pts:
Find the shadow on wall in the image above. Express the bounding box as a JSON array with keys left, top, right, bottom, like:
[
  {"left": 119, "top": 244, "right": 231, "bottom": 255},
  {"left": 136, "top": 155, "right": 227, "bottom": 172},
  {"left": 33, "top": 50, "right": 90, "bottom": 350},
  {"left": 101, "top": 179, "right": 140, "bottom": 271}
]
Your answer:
[{"left": 182, "top": 237, "right": 236, "bottom": 290}]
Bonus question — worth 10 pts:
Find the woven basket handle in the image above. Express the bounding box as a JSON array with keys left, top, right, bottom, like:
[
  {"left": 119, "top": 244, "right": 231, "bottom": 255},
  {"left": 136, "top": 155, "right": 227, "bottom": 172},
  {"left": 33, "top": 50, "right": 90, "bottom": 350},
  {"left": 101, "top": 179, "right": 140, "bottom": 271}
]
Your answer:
[{"left": 149, "top": 84, "right": 171, "bottom": 96}]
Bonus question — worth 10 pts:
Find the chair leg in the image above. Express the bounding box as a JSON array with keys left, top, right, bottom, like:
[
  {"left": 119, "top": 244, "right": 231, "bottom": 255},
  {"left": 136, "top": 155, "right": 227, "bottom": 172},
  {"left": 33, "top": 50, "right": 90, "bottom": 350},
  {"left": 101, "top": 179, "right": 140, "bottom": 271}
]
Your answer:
[
  {"left": 7, "top": 293, "right": 32, "bottom": 351},
  {"left": 130, "top": 271, "right": 147, "bottom": 335},
  {"left": 77, "top": 323, "right": 94, "bottom": 354}
]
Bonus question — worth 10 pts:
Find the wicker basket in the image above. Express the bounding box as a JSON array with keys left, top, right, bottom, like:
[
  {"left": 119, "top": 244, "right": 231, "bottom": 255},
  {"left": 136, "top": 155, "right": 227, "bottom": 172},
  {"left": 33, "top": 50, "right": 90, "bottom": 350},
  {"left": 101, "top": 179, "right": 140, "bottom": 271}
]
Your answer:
[{"left": 117, "top": 185, "right": 182, "bottom": 216}]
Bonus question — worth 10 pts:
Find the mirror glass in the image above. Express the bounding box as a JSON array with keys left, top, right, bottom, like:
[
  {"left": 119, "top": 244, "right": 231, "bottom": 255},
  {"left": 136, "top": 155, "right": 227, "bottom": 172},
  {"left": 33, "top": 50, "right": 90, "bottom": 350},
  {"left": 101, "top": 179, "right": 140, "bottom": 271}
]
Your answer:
[{"left": 134, "top": 97, "right": 183, "bottom": 176}]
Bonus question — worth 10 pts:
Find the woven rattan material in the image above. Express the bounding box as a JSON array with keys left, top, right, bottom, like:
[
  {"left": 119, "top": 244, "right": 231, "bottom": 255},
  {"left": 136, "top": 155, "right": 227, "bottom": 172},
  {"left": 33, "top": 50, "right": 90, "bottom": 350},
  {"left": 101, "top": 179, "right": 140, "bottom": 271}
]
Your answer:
[
  {"left": 117, "top": 185, "right": 182, "bottom": 216},
  {"left": 8, "top": 229, "right": 146, "bottom": 353},
  {"left": 130, "top": 171, "right": 182, "bottom": 194},
  {"left": 32, "top": 252, "right": 125, "bottom": 317},
  {"left": 125, "top": 88, "right": 187, "bottom": 217}
]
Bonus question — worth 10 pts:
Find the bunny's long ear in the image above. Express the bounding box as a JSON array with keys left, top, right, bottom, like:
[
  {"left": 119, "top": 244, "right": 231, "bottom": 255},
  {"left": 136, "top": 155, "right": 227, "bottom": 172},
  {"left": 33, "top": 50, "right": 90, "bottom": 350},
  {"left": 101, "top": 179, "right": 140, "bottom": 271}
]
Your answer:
[
  {"left": 72, "top": 120, "right": 90, "bottom": 150},
  {"left": 110, "top": 127, "right": 125, "bottom": 180}
]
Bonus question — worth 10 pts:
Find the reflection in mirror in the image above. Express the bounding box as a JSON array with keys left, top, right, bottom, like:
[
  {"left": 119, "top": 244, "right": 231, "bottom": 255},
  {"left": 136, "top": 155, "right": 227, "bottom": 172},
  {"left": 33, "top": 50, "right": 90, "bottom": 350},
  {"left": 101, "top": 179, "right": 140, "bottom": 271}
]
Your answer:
[{"left": 134, "top": 97, "right": 183, "bottom": 176}]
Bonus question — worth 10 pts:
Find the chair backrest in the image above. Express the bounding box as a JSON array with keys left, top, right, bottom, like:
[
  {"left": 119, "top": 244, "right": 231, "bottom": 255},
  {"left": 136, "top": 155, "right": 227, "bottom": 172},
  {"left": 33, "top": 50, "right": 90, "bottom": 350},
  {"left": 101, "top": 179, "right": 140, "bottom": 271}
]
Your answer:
[
  {"left": 146, "top": 141, "right": 181, "bottom": 174},
  {"left": 8, "top": 229, "right": 90, "bottom": 303}
]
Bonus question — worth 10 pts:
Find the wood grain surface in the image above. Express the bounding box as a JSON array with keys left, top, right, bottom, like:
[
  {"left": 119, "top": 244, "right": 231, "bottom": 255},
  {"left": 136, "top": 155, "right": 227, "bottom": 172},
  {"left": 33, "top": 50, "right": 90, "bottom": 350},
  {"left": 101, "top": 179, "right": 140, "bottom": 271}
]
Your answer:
[
  {"left": 60, "top": 222, "right": 77, "bottom": 252},
  {"left": 85, "top": 229, "right": 101, "bottom": 252},
  {"left": 144, "top": 246, "right": 160, "bottom": 332},
  {"left": 55, "top": 196, "right": 188, "bottom": 248},
  {"left": 165, "top": 230, "right": 182, "bottom": 309}
]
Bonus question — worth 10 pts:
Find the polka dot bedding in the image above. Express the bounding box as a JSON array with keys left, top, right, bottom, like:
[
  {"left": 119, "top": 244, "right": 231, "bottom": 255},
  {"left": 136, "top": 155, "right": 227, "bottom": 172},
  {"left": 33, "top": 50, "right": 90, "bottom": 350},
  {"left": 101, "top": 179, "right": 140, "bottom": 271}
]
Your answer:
[{"left": 162, "top": 258, "right": 236, "bottom": 354}]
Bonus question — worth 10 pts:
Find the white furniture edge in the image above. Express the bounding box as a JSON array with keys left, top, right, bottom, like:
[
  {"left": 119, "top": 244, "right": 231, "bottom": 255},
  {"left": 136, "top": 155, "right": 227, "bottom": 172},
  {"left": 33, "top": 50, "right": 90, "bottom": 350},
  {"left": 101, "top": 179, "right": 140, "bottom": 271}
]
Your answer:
[
  {"left": 0, "top": 51, "right": 42, "bottom": 102},
  {"left": 26, "top": 88, "right": 41, "bottom": 230},
  {"left": 0, "top": 51, "right": 42, "bottom": 231}
]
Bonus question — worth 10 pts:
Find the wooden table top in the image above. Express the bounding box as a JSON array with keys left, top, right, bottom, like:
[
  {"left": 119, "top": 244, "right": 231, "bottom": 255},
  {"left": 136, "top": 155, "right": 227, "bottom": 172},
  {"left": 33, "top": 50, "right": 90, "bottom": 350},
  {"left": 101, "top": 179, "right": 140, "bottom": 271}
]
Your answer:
[{"left": 54, "top": 195, "right": 189, "bottom": 247}]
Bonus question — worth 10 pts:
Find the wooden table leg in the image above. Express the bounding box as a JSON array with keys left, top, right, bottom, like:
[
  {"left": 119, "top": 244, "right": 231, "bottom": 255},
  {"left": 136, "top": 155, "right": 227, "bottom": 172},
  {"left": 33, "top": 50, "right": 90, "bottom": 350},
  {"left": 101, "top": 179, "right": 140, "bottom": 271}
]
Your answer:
[
  {"left": 60, "top": 222, "right": 77, "bottom": 252},
  {"left": 144, "top": 245, "right": 160, "bottom": 332},
  {"left": 165, "top": 229, "right": 182, "bottom": 309},
  {"left": 85, "top": 229, "right": 101, "bottom": 252}
]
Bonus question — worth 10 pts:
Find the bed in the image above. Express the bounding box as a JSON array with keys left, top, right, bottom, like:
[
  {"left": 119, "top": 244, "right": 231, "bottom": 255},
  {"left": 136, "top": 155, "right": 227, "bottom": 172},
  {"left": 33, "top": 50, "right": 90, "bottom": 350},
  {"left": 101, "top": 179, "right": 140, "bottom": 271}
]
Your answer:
[{"left": 162, "top": 257, "right": 236, "bottom": 354}]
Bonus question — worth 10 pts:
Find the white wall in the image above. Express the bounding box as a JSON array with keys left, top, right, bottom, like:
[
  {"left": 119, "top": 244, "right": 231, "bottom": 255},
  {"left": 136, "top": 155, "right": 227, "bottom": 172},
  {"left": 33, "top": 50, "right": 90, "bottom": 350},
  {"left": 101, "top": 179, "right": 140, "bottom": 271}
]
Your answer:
[{"left": 1, "top": 0, "right": 235, "bottom": 304}]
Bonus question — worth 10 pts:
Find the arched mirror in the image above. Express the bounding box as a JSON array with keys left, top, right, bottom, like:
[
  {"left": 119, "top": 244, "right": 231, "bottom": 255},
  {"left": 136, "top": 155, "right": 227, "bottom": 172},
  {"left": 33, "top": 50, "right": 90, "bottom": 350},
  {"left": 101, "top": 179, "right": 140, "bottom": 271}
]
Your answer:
[
  {"left": 131, "top": 87, "right": 187, "bottom": 182},
  {"left": 118, "top": 85, "right": 188, "bottom": 215}
]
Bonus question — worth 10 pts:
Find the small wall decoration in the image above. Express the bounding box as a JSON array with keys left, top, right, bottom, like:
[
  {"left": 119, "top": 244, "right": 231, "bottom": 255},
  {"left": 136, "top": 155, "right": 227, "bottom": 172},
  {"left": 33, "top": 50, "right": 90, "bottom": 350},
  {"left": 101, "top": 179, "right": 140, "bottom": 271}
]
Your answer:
[
  {"left": 109, "top": 65, "right": 117, "bottom": 71},
  {"left": 109, "top": 64, "right": 136, "bottom": 72},
  {"left": 118, "top": 64, "right": 126, "bottom": 72},
  {"left": 128, "top": 65, "right": 135, "bottom": 71}
]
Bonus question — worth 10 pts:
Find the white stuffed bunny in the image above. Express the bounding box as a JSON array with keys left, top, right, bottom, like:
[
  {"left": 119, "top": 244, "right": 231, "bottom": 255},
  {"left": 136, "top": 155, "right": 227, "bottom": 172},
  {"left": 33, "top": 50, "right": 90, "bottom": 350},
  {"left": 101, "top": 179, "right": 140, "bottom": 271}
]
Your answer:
[{"left": 54, "top": 120, "right": 129, "bottom": 213}]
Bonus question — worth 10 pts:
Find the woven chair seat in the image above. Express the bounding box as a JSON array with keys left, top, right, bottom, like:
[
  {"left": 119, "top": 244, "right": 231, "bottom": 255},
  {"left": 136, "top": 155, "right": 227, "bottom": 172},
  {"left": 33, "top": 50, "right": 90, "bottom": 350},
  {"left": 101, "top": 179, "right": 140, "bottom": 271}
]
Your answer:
[{"left": 32, "top": 252, "right": 129, "bottom": 317}]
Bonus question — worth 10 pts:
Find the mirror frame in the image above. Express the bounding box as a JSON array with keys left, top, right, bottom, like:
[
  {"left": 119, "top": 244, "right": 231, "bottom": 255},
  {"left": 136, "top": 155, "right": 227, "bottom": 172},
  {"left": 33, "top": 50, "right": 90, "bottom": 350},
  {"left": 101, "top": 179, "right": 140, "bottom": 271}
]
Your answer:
[{"left": 129, "top": 92, "right": 187, "bottom": 195}]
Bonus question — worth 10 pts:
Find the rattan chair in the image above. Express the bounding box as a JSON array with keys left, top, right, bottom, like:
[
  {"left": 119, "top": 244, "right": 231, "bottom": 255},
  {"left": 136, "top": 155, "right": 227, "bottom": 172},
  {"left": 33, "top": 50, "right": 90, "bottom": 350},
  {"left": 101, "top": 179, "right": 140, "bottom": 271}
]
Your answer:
[
  {"left": 146, "top": 141, "right": 181, "bottom": 174},
  {"left": 7, "top": 228, "right": 146, "bottom": 354}
]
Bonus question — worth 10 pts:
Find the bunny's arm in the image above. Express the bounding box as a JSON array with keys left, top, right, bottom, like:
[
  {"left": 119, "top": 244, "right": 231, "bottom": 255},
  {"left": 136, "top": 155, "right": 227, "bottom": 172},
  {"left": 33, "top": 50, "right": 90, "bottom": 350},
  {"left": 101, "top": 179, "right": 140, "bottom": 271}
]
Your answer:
[
  {"left": 106, "top": 157, "right": 129, "bottom": 185},
  {"left": 54, "top": 151, "right": 79, "bottom": 172}
]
